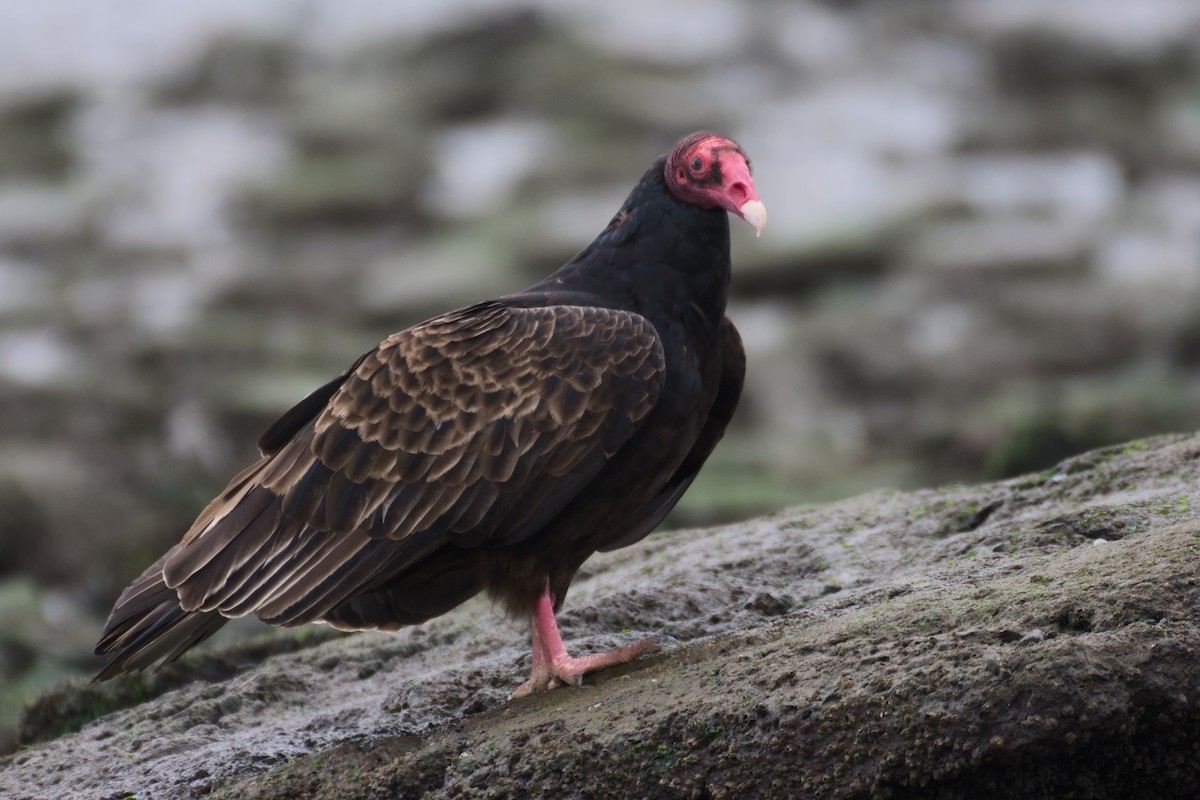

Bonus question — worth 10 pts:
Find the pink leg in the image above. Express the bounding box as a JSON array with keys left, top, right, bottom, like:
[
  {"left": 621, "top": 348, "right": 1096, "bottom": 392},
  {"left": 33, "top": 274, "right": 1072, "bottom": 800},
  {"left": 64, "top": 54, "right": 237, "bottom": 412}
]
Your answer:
[{"left": 510, "top": 584, "right": 660, "bottom": 698}]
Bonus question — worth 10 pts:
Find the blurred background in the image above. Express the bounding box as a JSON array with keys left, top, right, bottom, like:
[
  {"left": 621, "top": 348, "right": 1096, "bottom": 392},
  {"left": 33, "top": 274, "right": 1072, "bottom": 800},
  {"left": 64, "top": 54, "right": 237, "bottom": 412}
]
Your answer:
[{"left": 2, "top": 0, "right": 1199, "bottom": 751}]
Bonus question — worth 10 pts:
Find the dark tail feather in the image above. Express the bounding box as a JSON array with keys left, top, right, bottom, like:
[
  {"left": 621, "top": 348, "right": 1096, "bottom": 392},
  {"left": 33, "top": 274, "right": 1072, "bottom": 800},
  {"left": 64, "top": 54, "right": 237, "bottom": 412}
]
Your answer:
[{"left": 94, "top": 549, "right": 229, "bottom": 681}]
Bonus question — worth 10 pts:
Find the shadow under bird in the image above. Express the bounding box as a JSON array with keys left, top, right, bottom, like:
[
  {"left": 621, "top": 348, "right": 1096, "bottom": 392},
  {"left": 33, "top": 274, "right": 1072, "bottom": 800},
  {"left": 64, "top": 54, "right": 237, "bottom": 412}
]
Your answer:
[{"left": 95, "top": 131, "right": 766, "bottom": 695}]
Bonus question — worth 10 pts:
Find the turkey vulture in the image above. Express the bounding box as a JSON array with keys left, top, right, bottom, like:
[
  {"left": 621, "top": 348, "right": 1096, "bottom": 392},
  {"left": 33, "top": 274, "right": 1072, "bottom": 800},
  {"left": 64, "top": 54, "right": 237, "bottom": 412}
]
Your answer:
[{"left": 95, "top": 131, "right": 766, "bottom": 695}]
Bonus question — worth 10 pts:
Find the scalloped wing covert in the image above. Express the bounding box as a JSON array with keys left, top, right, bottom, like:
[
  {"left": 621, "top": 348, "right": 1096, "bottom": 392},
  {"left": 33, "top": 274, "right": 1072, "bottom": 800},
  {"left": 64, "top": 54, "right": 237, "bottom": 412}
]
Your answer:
[{"left": 158, "top": 303, "right": 665, "bottom": 625}]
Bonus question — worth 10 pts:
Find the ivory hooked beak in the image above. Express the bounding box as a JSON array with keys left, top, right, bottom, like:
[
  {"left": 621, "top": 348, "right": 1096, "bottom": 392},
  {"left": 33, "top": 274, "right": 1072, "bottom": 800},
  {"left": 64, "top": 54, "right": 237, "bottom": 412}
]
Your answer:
[{"left": 739, "top": 199, "right": 767, "bottom": 237}]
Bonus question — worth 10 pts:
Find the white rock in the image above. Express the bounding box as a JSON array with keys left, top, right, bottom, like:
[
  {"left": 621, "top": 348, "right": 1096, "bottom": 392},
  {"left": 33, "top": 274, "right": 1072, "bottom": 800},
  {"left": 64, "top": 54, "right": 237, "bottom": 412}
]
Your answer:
[
  {"left": 0, "top": 328, "right": 78, "bottom": 387},
  {"left": 1093, "top": 232, "right": 1200, "bottom": 290},
  {"left": 73, "top": 102, "right": 287, "bottom": 250},
  {"left": 767, "top": 3, "right": 863, "bottom": 74},
  {"left": 738, "top": 83, "right": 959, "bottom": 250},
  {"left": 424, "top": 119, "right": 553, "bottom": 220},
  {"left": 558, "top": 0, "right": 750, "bottom": 65},
  {"left": 1093, "top": 177, "right": 1200, "bottom": 290},
  {"left": 952, "top": 153, "right": 1124, "bottom": 225},
  {"left": 0, "top": 0, "right": 527, "bottom": 93},
  {"left": 757, "top": 82, "right": 959, "bottom": 157},
  {"left": 359, "top": 236, "right": 519, "bottom": 317},
  {"left": 957, "top": 0, "right": 1200, "bottom": 56},
  {"left": 904, "top": 216, "right": 1090, "bottom": 273},
  {"left": 907, "top": 303, "right": 976, "bottom": 360},
  {"left": 0, "top": 182, "right": 93, "bottom": 245}
]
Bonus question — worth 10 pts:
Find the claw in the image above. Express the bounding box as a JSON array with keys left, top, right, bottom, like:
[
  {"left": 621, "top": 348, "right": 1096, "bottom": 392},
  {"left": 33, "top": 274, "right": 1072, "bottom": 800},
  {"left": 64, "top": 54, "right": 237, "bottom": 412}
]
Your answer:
[{"left": 510, "top": 584, "right": 660, "bottom": 697}]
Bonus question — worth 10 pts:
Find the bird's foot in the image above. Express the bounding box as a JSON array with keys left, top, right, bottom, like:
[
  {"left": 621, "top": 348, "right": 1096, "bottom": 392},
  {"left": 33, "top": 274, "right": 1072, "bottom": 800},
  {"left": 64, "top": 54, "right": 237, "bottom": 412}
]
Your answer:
[{"left": 510, "top": 637, "right": 660, "bottom": 698}]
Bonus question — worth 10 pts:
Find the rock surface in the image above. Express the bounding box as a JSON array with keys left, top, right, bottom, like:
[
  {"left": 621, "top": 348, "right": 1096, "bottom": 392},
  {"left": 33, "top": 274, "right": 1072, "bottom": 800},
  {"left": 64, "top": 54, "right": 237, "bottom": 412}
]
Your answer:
[
  {"left": 3, "top": 432, "right": 1199, "bottom": 799},
  {"left": 4, "top": 0, "right": 1200, "bottom": 760}
]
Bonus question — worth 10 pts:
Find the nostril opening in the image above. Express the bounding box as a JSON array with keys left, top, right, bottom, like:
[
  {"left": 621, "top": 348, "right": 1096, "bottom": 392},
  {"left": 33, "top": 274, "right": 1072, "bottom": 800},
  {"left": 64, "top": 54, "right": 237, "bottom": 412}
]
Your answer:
[{"left": 728, "top": 181, "right": 749, "bottom": 206}]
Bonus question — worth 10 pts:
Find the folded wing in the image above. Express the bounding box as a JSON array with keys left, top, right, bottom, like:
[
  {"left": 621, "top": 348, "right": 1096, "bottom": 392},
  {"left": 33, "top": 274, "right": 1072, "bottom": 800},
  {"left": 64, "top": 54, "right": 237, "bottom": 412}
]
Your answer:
[{"left": 159, "top": 302, "right": 665, "bottom": 627}]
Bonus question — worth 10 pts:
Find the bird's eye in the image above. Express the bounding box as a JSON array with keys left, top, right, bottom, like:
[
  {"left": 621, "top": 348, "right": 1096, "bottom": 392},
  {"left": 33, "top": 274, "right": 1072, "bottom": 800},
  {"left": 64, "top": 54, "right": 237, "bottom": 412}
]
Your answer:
[{"left": 690, "top": 156, "right": 703, "bottom": 170}]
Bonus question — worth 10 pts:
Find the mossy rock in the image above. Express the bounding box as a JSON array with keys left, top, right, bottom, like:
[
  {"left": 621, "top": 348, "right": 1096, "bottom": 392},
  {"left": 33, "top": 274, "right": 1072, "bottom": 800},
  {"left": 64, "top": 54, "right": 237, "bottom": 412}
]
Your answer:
[{"left": 3, "top": 433, "right": 1200, "bottom": 798}]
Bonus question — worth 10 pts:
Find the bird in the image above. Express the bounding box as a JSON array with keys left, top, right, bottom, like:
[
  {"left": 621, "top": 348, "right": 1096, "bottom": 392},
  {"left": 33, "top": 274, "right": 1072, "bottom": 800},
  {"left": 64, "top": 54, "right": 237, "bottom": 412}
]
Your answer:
[{"left": 95, "top": 130, "right": 766, "bottom": 696}]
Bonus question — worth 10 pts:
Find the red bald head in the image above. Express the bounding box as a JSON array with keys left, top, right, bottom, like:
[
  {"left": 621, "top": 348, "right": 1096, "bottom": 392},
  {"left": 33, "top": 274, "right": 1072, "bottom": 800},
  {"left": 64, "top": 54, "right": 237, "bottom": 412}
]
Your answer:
[{"left": 664, "top": 131, "right": 767, "bottom": 236}]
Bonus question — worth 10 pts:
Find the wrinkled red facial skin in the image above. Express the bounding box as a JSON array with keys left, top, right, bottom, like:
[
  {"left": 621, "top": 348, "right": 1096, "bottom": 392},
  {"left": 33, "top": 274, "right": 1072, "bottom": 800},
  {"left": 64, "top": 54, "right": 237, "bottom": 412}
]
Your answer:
[{"left": 663, "top": 132, "right": 761, "bottom": 218}]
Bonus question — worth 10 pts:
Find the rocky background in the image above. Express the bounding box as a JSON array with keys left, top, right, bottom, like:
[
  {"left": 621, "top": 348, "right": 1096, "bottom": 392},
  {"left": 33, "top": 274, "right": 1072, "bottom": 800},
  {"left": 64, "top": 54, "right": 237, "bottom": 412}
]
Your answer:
[{"left": 1, "top": 0, "right": 1199, "bottom": 755}]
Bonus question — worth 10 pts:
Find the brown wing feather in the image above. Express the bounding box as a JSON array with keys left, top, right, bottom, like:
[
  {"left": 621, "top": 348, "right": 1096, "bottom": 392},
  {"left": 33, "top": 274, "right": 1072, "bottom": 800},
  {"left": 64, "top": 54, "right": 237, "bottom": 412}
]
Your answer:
[{"left": 159, "top": 303, "right": 665, "bottom": 627}]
